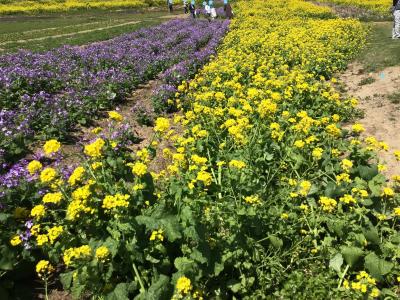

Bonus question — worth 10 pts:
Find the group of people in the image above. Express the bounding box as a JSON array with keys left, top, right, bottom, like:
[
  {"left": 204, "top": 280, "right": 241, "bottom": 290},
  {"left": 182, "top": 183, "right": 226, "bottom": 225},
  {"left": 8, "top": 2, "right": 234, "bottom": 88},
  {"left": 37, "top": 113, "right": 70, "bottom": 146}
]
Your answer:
[
  {"left": 394, "top": 0, "right": 400, "bottom": 39},
  {"left": 167, "top": 0, "right": 233, "bottom": 20}
]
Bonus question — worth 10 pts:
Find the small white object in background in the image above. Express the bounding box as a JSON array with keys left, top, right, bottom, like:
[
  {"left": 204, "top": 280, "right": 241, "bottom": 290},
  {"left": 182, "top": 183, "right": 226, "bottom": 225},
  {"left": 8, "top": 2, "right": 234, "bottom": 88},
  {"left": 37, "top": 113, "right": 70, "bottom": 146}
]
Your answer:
[{"left": 211, "top": 7, "right": 217, "bottom": 19}]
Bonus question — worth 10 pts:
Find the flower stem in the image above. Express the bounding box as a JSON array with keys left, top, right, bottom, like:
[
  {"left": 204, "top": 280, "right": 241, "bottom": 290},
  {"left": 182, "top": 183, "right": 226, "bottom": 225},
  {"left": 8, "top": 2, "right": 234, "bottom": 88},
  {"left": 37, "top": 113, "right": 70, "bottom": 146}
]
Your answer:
[{"left": 132, "top": 262, "right": 146, "bottom": 293}]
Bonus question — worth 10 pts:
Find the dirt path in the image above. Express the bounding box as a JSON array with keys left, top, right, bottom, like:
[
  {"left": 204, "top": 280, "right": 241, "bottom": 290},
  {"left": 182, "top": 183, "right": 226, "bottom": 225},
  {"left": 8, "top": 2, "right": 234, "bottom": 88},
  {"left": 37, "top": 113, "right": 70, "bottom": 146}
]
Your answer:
[{"left": 340, "top": 63, "right": 400, "bottom": 178}]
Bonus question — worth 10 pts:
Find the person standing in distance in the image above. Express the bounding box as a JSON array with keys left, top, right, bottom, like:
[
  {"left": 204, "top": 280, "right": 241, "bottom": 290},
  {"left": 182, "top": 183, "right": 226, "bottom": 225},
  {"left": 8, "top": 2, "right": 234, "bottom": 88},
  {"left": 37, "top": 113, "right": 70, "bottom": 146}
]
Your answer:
[
  {"left": 393, "top": 0, "right": 400, "bottom": 39},
  {"left": 189, "top": 0, "right": 196, "bottom": 18}
]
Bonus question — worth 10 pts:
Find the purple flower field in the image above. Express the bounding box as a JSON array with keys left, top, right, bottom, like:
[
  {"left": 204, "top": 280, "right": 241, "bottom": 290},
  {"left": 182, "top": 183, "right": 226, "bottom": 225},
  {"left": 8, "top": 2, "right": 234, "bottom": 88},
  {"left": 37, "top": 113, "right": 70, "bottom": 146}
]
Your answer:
[{"left": 0, "top": 19, "right": 229, "bottom": 169}]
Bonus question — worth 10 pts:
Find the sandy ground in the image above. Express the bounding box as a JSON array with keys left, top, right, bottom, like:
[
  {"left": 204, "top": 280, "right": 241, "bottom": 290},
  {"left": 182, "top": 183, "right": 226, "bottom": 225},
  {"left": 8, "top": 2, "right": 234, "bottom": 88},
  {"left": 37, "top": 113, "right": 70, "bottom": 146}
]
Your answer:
[{"left": 340, "top": 63, "right": 400, "bottom": 178}]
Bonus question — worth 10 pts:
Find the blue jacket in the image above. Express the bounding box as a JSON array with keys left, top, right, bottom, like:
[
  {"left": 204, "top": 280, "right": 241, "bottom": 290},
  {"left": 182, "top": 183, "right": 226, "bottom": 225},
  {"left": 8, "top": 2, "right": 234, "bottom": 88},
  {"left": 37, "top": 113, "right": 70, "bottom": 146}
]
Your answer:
[{"left": 394, "top": 0, "right": 400, "bottom": 10}]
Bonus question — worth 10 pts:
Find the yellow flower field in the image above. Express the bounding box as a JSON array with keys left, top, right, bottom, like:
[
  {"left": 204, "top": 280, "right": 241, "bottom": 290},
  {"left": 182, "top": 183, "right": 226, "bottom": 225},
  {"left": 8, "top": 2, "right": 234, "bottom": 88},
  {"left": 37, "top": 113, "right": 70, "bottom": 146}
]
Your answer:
[
  {"left": 4, "top": 0, "right": 400, "bottom": 298},
  {"left": 0, "top": 0, "right": 164, "bottom": 14},
  {"left": 316, "top": 0, "right": 392, "bottom": 14}
]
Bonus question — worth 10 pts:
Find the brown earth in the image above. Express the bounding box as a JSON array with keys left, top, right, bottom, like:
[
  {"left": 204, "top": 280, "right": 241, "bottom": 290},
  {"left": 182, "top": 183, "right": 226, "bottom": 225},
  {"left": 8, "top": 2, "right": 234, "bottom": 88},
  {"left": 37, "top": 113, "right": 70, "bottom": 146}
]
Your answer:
[{"left": 340, "top": 63, "right": 400, "bottom": 178}]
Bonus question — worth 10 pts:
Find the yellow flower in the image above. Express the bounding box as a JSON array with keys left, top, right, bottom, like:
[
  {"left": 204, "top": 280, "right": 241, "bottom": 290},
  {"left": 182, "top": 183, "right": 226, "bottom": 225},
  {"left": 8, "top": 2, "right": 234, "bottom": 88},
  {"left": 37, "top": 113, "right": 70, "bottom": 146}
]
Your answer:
[
  {"left": 95, "top": 246, "right": 110, "bottom": 262},
  {"left": 339, "top": 194, "right": 356, "bottom": 204},
  {"left": 244, "top": 195, "right": 261, "bottom": 204},
  {"left": 136, "top": 148, "right": 151, "bottom": 163},
  {"left": 30, "top": 225, "right": 40, "bottom": 236},
  {"left": 332, "top": 114, "right": 340, "bottom": 122},
  {"left": 42, "top": 192, "right": 63, "bottom": 204},
  {"left": 154, "top": 117, "right": 170, "bottom": 133},
  {"left": 36, "top": 260, "right": 54, "bottom": 279},
  {"left": 40, "top": 167, "right": 57, "bottom": 183},
  {"left": 352, "top": 123, "right": 365, "bottom": 134},
  {"left": 129, "top": 162, "right": 148, "bottom": 177},
  {"left": 108, "top": 111, "right": 123, "bottom": 122},
  {"left": 91, "top": 127, "right": 102, "bottom": 134},
  {"left": 36, "top": 234, "right": 49, "bottom": 246},
  {"left": 326, "top": 124, "right": 341, "bottom": 137},
  {"left": 229, "top": 160, "right": 246, "bottom": 169},
  {"left": 48, "top": 226, "right": 63, "bottom": 244},
  {"left": 376, "top": 213, "right": 387, "bottom": 221},
  {"left": 149, "top": 229, "right": 164, "bottom": 241},
  {"left": 196, "top": 170, "right": 212, "bottom": 186},
  {"left": 43, "top": 139, "right": 61, "bottom": 155},
  {"left": 102, "top": 194, "right": 130, "bottom": 211},
  {"left": 176, "top": 276, "right": 192, "bottom": 294},
  {"left": 10, "top": 235, "right": 22, "bottom": 246},
  {"left": 133, "top": 184, "right": 144, "bottom": 191},
  {"left": 381, "top": 187, "right": 394, "bottom": 198},
  {"left": 191, "top": 155, "right": 208, "bottom": 165},
  {"left": 343, "top": 280, "right": 349, "bottom": 289},
  {"left": 84, "top": 138, "right": 105, "bottom": 158},
  {"left": 280, "top": 213, "right": 289, "bottom": 220},
  {"left": 294, "top": 140, "right": 305, "bottom": 148},
  {"left": 63, "top": 245, "right": 92, "bottom": 267},
  {"left": 27, "top": 160, "right": 42, "bottom": 175},
  {"left": 299, "top": 204, "right": 309, "bottom": 212},
  {"left": 91, "top": 162, "right": 103, "bottom": 170},
  {"left": 31, "top": 205, "right": 46, "bottom": 220},
  {"left": 341, "top": 159, "right": 353, "bottom": 172},
  {"left": 331, "top": 148, "right": 340, "bottom": 157},
  {"left": 68, "top": 166, "right": 85, "bottom": 186},
  {"left": 370, "top": 288, "right": 380, "bottom": 298},
  {"left": 336, "top": 173, "right": 351, "bottom": 184},
  {"left": 319, "top": 196, "right": 337, "bottom": 213},
  {"left": 257, "top": 99, "right": 277, "bottom": 118},
  {"left": 299, "top": 180, "right": 311, "bottom": 196},
  {"left": 394, "top": 207, "right": 400, "bottom": 216},
  {"left": 312, "top": 147, "right": 323, "bottom": 160}
]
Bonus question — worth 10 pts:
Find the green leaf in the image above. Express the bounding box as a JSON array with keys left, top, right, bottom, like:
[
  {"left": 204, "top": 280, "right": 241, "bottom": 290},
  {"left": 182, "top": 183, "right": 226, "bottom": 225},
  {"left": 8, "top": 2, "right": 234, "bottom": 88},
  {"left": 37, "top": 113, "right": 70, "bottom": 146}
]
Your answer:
[
  {"left": 60, "top": 271, "right": 74, "bottom": 289},
  {"left": 358, "top": 165, "right": 378, "bottom": 181},
  {"left": 0, "top": 213, "right": 9, "bottom": 222},
  {"left": 160, "top": 217, "right": 182, "bottom": 242},
  {"left": 268, "top": 235, "right": 283, "bottom": 249},
  {"left": 135, "top": 275, "right": 171, "bottom": 300},
  {"left": 214, "top": 262, "right": 224, "bottom": 276},
  {"left": 106, "top": 283, "right": 130, "bottom": 300},
  {"left": 228, "top": 280, "right": 242, "bottom": 293},
  {"left": 190, "top": 249, "right": 208, "bottom": 264},
  {"left": 174, "top": 257, "right": 195, "bottom": 274},
  {"left": 362, "top": 226, "right": 380, "bottom": 245},
  {"left": 341, "top": 246, "right": 363, "bottom": 266},
  {"left": 364, "top": 253, "right": 393, "bottom": 278},
  {"left": 0, "top": 246, "right": 15, "bottom": 271},
  {"left": 329, "top": 253, "right": 343, "bottom": 274},
  {"left": 368, "top": 174, "right": 386, "bottom": 197}
]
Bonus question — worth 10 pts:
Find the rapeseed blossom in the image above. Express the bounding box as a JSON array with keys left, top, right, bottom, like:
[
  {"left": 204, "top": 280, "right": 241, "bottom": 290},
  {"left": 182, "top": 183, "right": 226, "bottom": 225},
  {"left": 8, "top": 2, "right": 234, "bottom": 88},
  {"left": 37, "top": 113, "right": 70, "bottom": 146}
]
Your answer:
[
  {"left": 36, "top": 260, "right": 54, "bottom": 279},
  {"left": 27, "top": 160, "right": 43, "bottom": 175},
  {"left": 154, "top": 117, "right": 170, "bottom": 133},
  {"left": 68, "top": 166, "right": 85, "bottom": 186},
  {"left": 102, "top": 194, "right": 130, "bottom": 211},
  {"left": 43, "top": 139, "right": 61, "bottom": 155},
  {"left": 40, "top": 167, "right": 57, "bottom": 183},
  {"left": 95, "top": 246, "right": 110, "bottom": 262},
  {"left": 84, "top": 138, "right": 105, "bottom": 158},
  {"left": 176, "top": 276, "right": 192, "bottom": 294},
  {"left": 108, "top": 111, "right": 123, "bottom": 122}
]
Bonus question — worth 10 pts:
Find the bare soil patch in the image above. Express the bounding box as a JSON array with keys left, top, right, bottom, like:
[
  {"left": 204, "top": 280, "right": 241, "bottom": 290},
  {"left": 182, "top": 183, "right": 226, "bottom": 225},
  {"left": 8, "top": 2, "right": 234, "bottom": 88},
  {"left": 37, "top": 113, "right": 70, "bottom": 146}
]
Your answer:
[{"left": 340, "top": 63, "right": 400, "bottom": 177}]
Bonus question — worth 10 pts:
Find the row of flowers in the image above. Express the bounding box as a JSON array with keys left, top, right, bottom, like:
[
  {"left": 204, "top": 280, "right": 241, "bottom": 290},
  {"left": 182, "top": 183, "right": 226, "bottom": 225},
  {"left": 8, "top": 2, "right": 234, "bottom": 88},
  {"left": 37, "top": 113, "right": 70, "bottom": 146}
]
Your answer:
[
  {"left": 2, "top": 0, "right": 400, "bottom": 298},
  {"left": 313, "top": 0, "right": 392, "bottom": 14},
  {"left": 0, "top": 18, "right": 228, "bottom": 169},
  {"left": 0, "top": 0, "right": 165, "bottom": 15}
]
